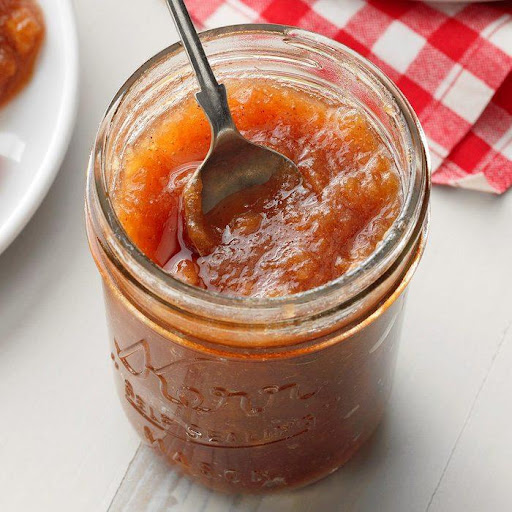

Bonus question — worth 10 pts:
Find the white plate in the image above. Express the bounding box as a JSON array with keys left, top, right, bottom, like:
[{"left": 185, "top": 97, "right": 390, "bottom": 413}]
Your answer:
[{"left": 0, "top": 0, "right": 78, "bottom": 255}]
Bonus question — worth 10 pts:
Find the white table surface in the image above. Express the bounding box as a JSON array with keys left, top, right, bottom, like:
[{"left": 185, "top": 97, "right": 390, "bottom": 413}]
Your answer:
[{"left": 1, "top": 1, "right": 511, "bottom": 511}]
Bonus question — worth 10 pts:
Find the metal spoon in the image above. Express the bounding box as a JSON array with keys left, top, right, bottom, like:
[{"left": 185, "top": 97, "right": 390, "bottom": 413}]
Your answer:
[{"left": 165, "top": 0, "right": 301, "bottom": 255}]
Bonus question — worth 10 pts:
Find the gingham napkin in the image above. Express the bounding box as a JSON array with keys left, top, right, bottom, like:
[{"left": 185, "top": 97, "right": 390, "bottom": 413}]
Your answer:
[{"left": 188, "top": 0, "right": 512, "bottom": 193}]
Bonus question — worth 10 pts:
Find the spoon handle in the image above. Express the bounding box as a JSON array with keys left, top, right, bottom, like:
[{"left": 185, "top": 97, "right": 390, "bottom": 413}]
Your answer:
[{"left": 165, "top": 0, "right": 235, "bottom": 135}]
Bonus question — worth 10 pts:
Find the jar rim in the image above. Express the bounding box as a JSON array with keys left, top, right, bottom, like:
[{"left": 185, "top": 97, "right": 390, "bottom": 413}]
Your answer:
[{"left": 88, "top": 23, "right": 430, "bottom": 320}]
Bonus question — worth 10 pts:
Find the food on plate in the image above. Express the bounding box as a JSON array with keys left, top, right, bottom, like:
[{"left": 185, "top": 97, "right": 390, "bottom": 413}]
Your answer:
[{"left": 0, "top": 0, "right": 44, "bottom": 107}]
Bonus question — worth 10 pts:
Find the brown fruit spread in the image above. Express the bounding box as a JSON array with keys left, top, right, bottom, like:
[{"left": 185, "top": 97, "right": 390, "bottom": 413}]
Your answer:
[
  {"left": 100, "top": 77, "right": 411, "bottom": 492},
  {"left": 0, "top": 0, "right": 44, "bottom": 107},
  {"left": 113, "top": 79, "right": 401, "bottom": 297}
]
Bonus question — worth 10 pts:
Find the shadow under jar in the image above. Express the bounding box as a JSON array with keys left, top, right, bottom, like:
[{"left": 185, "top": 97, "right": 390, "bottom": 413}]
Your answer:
[{"left": 85, "top": 25, "right": 430, "bottom": 493}]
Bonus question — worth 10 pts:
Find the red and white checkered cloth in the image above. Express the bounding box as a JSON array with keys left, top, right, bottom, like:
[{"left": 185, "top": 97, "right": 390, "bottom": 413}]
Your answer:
[{"left": 188, "top": 0, "right": 512, "bottom": 193}]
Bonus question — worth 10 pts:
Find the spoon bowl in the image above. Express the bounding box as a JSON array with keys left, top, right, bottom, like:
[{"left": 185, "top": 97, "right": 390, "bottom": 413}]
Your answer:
[{"left": 188, "top": 129, "right": 298, "bottom": 215}]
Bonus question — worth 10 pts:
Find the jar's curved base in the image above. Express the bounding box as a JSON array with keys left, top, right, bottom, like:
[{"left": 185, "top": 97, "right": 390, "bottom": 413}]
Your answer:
[{"left": 137, "top": 407, "right": 385, "bottom": 494}]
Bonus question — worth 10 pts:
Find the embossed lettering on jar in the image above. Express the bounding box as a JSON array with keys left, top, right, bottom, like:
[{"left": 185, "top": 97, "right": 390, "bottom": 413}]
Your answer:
[{"left": 86, "top": 26, "right": 430, "bottom": 493}]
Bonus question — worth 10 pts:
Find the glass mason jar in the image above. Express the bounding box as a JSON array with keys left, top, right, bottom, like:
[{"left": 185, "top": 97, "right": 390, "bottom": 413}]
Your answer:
[{"left": 85, "top": 25, "right": 430, "bottom": 493}]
